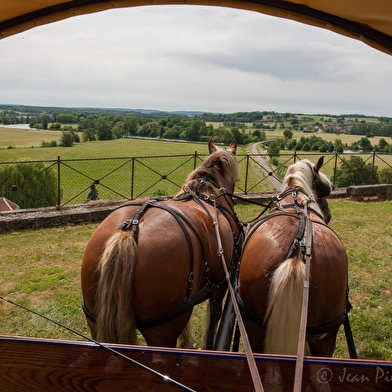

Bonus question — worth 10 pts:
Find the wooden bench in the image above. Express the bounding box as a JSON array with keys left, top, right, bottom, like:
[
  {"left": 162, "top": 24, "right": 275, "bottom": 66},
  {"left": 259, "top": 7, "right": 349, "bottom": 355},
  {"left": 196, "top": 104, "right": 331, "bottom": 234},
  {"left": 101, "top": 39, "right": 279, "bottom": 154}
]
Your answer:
[{"left": 347, "top": 184, "right": 392, "bottom": 201}]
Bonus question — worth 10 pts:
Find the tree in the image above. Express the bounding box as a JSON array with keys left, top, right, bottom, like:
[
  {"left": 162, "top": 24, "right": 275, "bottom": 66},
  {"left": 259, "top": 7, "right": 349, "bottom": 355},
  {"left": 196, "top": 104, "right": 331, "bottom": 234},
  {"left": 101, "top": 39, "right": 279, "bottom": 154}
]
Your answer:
[
  {"left": 251, "top": 129, "right": 266, "bottom": 142},
  {"left": 283, "top": 129, "right": 293, "bottom": 140},
  {"left": 358, "top": 137, "right": 373, "bottom": 151},
  {"left": 334, "top": 139, "right": 344, "bottom": 153},
  {"left": 335, "top": 156, "right": 379, "bottom": 187},
  {"left": 96, "top": 119, "right": 112, "bottom": 140},
  {"left": 267, "top": 140, "right": 281, "bottom": 157},
  {"left": 378, "top": 138, "right": 389, "bottom": 151},
  {"left": 49, "top": 122, "right": 62, "bottom": 130},
  {"left": 303, "top": 142, "right": 311, "bottom": 151},
  {"left": 0, "top": 162, "right": 58, "bottom": 208},
  {"left": 213, "top": 126, "right": 232, "bottom": 144},
  {"left": 42, "top": 115, "right": 49, "bottom": 130},
  {"left": 87, "top": 182, "right": 99, "bottom": 201},
  {"left": 82, "top": 128, "right": 97, "bottom": 141},
  {"left": 162, "top": 125, "right": 181, "bottom": 140},
  {"left": 112, "top": 121, "right": 125, "bottom": 139},
  {"left": 137, "top": 122, "right": 160, "bottom": 137},
  {"left": 123, "top": 116, "right": 139, "bottom": 137},
  {"left": 379, "top": 167, "right": 392, "bottom": 183},
  {"left": 60, "top": 131, "right": 74, "bottom": 147}
]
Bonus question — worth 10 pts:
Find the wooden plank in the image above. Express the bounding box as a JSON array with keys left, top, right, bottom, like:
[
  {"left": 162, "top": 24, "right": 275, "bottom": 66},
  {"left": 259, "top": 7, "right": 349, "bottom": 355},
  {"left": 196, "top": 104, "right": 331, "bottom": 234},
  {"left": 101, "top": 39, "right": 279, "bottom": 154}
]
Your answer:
[{"left": 1, "top": 336, "right": 392, "bottom": 391}]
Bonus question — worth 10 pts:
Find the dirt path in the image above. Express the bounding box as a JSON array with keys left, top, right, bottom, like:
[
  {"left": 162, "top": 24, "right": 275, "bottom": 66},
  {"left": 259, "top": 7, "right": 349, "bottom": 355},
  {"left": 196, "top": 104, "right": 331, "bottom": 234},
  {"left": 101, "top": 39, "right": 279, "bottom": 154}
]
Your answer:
[{"left": 251, "top": 143, "right": 282, "bottom": 191}]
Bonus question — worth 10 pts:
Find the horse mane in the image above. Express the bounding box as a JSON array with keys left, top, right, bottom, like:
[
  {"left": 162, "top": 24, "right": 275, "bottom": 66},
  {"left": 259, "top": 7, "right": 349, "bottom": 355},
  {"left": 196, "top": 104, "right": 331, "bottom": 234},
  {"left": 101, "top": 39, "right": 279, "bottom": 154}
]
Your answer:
[
  {"left": 282, "top": 159, "right": 332, "bottom": 211},
  {"left": 177, "top": 148, "right": 239, "bottom": 196}
]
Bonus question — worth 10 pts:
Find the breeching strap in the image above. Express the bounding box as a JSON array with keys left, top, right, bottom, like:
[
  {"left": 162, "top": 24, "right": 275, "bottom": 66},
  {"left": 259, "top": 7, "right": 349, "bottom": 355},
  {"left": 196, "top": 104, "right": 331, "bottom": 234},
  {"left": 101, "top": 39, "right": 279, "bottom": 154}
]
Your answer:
[
  {"left": 212, "top": 199, "right": 264, "bottom": 392},
  {"left": 293, "top": 202, "right": 313, "bottom": 392}
]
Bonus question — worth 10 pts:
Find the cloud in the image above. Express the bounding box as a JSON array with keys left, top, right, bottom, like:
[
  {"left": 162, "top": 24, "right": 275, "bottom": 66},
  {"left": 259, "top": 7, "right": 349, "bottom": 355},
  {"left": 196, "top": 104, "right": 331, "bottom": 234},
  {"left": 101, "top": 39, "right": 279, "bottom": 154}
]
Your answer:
[{"left": 0, "top": 5, "right": 392, "bottom": 116}]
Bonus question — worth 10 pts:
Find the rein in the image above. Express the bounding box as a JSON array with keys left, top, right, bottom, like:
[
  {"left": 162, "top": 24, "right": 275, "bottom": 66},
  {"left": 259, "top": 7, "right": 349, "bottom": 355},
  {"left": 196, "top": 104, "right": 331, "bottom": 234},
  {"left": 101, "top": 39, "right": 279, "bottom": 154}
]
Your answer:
[
  {"left": 293, "top": 201, "right": 313, "bottom": 392},
  {"left": 211, "top": 199, "right": 264, "bottom": 392}
]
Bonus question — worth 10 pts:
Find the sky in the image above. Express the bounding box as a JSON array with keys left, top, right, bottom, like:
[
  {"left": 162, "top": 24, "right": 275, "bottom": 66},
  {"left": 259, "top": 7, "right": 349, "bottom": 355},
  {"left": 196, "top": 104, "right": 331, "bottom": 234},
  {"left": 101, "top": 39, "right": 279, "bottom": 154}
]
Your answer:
[{"left": 1, "top": 5, "right": 392, "bottom": 117}]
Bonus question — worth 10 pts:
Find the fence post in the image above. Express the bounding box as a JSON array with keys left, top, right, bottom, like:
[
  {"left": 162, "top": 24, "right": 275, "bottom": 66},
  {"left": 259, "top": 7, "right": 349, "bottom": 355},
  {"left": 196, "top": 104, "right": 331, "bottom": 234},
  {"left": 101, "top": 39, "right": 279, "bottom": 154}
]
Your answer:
[
  {"left": 57, "top": 156, "right": 61, "bottom": 210},
  {"left": 294, "top": 150, "right": 297, "bottom": 163},
  {"left": 194, "top": 151, "right": 197, "bottom": 170},
  {"left": 333, "top": 153, "right": 338, "bottom": 186},
  {"left": 131, "top": 157, "right": 135, "bottom": 200},
  {"left": 371, "top": 151, "right": 376, "bottom": 184},
  {"left": 244, "top": 154, "right": 250, "bottom": 195}
]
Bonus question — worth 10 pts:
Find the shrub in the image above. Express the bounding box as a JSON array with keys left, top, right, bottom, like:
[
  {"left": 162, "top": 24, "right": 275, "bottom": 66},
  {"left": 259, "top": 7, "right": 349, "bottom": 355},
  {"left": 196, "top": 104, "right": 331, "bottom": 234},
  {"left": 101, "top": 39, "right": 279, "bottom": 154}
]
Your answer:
[
  {"left": 41, "top": 140, "right": 58, "bottom": 148},
  {"left": 335, "top": 156, "right": 379, "bottom": 187},
  {"left": 379, "top": 167, "right": 392, "bottom": 183},
  {"left": 60, "top": 131, "right": 74, "bottom": 147},
  {"left": 0, "top": 162, "right": 59, "bottom": 208}
]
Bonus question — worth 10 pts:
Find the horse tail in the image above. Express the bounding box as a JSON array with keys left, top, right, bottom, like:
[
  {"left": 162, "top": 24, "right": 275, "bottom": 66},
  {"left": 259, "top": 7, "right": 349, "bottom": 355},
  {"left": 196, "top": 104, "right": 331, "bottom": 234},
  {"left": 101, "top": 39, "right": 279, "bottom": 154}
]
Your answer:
[
  {"left": 95, "top": 231, "right": 137, "bottom": 344},
  {"left": 264, "top": 257, "right": 308, "bottom": 355}
]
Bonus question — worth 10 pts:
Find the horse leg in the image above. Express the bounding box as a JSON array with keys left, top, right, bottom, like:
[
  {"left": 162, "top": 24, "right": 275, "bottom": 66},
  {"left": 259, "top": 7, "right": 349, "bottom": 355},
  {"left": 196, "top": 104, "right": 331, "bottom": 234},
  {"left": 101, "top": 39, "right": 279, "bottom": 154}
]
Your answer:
[
  {"left": 302, "top": 331, "right": 340, "bottom": 392},
  {"left": 202, "top": 295, "right": 225, "bottom": 350},
  {"left": 140, "top": 311, "right": 193, "bottom": 348},
  {"left": 178, "top": 318, "right": 196, "bottom": 348},
  {"left": 241, "top": 319, "right": 265, "bottom": 353},
  {"left": 307, "top": 329, "right": 340, "bottom": 357}
]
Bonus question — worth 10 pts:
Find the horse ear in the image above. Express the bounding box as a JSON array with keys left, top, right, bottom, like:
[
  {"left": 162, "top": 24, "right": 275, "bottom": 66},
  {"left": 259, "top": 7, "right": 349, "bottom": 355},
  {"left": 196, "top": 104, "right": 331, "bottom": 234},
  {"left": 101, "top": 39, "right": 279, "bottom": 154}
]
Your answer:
[
  {"left": 227, "top": 140, "right": 237, "bottom": 155},
  {"left": 314, "top": 156, "right": 324, "bottom": 173},
  {"left": 208, "top": 140, "right": 219, "bottom": 154}
]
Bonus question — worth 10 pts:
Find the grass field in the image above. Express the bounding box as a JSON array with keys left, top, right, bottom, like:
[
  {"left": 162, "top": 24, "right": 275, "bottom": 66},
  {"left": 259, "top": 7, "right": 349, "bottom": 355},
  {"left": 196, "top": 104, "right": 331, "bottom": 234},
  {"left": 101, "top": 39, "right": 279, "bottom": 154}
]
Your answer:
[
  {"left": 0, "top": 131, "right": 216, "bottom": 161},
  {"left": 0, "top": 200, "right": 391, "bottom": 361},
  {"left": 0, "top": 125, "right": 386, "bottom": 162}
]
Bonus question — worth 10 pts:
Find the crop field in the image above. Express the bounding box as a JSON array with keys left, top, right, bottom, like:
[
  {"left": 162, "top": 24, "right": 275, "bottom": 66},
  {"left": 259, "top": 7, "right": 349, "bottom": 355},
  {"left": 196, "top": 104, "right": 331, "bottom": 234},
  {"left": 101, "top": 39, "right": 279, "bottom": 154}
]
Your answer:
[
  {"left": 0, "top": 125, "right": 387, "bottom": 161},
  {"left": 0, "top": 200, "right": 391, "bottom": 361}
]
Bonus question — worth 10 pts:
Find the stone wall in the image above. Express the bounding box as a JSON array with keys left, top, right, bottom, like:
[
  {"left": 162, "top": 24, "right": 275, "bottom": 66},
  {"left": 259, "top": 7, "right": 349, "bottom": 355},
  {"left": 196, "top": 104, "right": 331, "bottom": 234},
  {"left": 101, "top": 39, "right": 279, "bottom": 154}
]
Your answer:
[{"left": 0, "top": 187, "right": 388, "bottom": 232}]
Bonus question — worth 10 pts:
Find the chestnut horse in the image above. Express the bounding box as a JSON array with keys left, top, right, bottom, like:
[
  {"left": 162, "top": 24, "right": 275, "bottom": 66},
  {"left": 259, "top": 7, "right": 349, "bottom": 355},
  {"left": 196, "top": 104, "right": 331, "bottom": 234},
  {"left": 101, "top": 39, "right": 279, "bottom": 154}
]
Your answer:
[
  {"left": 81, "top": 140, "right": 243, "bottom": 349},
  {"left": 237, "top": 157, "right": 349, "bottom": 390}
]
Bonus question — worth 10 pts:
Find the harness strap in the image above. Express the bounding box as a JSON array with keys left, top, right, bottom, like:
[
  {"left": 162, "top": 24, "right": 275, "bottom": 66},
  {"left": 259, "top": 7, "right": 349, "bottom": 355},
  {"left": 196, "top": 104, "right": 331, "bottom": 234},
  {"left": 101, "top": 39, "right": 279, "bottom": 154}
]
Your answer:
[
  {"left": 236, "top": 289, "right": 349, "bottom": 336},
  {"left": 285, "top": 213, "right": 306, "bottom": 260},
  {"left": 84, "top": 178, "right": 243, "bottom": 330},
  {"left": 307, "top": 310, "right": 347, "bottom": 335},
  {"left": 81, "top": 284, "right": 211, "bottom": 330},
  {"left": 294, "top": 202, "right": 313, "bottom": 392},
  {"left": 136, "top": 284, "right": 211, "bottom": 329},
  {"left": 118, "top": 201, "right": 154, "bottom": 240},
  {"left": 125, "top": 201, "right": 203, "bottom": 304},
  {"left": 81, "top": 296, "right": 96, "bottom": 323}
]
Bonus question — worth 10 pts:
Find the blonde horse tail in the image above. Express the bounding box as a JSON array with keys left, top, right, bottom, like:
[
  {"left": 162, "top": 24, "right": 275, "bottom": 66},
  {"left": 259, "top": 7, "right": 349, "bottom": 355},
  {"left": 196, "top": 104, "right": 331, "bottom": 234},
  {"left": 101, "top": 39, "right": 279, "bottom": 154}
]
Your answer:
[
  {"left": 95, "top": 231, "right": 137, "bottom": 344},
  {"left": 264, "top": 257, "right": 308, "bottom": 355}
]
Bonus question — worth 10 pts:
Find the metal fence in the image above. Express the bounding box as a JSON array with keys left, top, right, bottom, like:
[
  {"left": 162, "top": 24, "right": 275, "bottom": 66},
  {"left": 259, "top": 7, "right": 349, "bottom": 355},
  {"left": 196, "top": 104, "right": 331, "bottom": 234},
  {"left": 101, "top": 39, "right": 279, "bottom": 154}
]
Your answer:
[{"left": 0, "top": 151, "right": 391, "bottom": 210}]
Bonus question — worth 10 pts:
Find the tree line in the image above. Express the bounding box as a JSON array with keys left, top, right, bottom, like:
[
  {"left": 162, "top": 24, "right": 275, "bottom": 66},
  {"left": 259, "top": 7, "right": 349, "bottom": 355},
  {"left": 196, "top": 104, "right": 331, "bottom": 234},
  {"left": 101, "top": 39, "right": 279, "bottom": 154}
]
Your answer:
[
  {"left": 1, "top": 106, "right": 392, "bottom": 148},
  {"left": 266, "top": 132, "right": 392, "bottom": 156}
]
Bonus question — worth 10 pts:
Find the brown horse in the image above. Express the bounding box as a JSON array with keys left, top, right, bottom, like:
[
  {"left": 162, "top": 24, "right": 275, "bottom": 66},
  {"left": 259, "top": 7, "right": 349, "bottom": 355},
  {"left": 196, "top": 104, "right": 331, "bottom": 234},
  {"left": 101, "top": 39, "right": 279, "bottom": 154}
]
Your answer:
[
  {"left": 237, "top": 157, "right": 349, "bottom": 389},
  {"left": 81, "top": 140, "right": 243, "bottom": 349}
]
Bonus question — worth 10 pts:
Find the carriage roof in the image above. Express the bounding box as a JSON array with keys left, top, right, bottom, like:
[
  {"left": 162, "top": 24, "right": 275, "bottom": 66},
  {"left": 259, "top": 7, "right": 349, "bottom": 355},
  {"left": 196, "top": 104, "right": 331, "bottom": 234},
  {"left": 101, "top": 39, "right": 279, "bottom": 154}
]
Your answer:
[{"left": 1, "top": 1, "right": 392, "bottom": 56}]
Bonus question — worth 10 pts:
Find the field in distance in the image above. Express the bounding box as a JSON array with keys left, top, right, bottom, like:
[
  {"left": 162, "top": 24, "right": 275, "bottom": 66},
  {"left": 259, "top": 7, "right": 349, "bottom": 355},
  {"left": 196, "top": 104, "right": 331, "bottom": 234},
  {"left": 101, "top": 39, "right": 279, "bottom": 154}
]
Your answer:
[{"left": 0, "top": 124, "right": 386, "bottom": 161}]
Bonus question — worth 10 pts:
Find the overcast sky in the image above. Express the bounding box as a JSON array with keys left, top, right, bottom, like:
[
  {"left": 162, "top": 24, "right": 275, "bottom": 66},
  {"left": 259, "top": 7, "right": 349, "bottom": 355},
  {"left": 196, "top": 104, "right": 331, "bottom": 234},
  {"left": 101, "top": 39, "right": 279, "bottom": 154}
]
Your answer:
[{"left": 1, "top": 5, "right": 392, "bottom": 117}]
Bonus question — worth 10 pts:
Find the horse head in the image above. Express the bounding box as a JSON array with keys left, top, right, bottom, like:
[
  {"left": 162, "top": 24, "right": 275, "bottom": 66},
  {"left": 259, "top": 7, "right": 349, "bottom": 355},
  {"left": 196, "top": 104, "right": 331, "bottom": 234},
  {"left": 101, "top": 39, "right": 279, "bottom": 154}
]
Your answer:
[
  {"left": 312, "top": 156, "right": 333, "bottom": 223},
  {"left": 181, "top": 140, "right": 238, "bottom": 197},
  {"left": 282, "top": 156, "right": 333, "bottom": 223}
]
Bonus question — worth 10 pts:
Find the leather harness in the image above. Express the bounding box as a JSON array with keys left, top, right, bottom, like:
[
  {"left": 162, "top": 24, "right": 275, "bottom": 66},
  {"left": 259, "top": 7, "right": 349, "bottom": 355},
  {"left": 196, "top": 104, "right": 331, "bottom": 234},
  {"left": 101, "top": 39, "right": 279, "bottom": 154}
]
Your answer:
[
  {"left": 235, "top": 188, "right": 352, "bottom": 336},
  {"left": 82, "top": 178, "right": 244, "bottom": 330}
]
